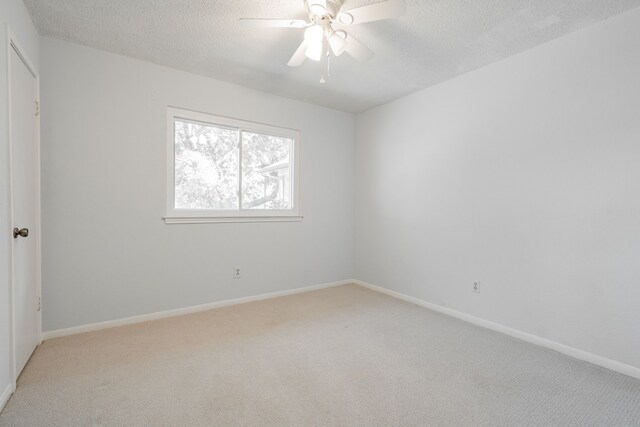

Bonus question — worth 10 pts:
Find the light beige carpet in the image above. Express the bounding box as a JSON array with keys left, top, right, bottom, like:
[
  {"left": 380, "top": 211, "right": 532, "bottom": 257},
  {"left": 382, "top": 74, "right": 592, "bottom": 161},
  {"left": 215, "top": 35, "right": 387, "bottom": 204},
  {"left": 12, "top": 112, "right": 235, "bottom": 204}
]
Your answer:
[{"left": 1, "top": 284, "right": 639, "bottom": 426}]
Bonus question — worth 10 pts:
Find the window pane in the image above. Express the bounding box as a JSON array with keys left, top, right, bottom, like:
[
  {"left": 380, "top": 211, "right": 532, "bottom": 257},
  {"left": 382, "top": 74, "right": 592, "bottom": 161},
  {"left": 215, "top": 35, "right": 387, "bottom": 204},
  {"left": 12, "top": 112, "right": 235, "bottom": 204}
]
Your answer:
[
  {"left": 174, "top": 120, "right": 239, "bottom": 209},
  {"left": 241, "top": 132, "right": 292, "bottom": 210}
]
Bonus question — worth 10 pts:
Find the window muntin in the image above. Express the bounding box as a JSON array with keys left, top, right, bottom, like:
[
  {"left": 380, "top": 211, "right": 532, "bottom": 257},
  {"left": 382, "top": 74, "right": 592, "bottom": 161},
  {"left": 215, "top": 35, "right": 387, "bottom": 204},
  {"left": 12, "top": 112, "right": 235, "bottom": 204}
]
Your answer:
[{"left": 166, "top": 108, "right": 300, "bottom": 223}]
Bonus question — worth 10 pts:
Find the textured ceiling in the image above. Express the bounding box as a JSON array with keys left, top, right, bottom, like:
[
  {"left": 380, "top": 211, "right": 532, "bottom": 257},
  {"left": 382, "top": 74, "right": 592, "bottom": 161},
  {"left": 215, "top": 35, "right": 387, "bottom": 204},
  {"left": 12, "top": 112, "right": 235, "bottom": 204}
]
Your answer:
[{"left": 24, "top": 0, "right": 640, "bottom": 113}]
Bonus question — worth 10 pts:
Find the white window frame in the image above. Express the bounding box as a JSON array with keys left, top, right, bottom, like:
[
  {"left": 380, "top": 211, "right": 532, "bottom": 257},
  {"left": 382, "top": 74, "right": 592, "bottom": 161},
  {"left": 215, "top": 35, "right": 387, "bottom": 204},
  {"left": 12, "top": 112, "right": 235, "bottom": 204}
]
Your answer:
[{"left": 164, "top": 107, "right": 302, "bottom": 224}]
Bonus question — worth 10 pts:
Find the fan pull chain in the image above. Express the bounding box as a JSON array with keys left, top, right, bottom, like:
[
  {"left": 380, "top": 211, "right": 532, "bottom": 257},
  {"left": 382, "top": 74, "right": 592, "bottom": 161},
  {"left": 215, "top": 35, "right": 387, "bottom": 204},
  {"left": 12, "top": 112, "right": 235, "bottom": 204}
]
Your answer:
[{"left": 320, "top": 39, "right": 328, "bottom": 84}]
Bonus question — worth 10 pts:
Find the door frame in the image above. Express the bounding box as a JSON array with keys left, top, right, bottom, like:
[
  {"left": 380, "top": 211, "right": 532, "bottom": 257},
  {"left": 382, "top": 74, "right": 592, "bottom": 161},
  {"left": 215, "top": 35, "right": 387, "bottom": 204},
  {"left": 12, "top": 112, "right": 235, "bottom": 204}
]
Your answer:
[{"left": 6, "top": 26, "right": 42, "bottom": 390}]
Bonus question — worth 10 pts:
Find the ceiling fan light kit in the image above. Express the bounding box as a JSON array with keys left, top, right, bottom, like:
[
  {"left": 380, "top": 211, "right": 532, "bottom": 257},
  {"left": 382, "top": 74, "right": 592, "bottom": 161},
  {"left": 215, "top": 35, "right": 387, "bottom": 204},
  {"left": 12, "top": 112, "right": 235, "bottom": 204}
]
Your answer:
[
  {"left": 305, "top": 42, "right": 324, "bottom": 62},
  {"left": 303, "top": 24, "right": 324, "bottom": 61},
  {"left": 304, "top": 24, "right": 324, "bottom": 42},
  {"left": 241, "top": 0, "right": 406, "bottom": 83}
]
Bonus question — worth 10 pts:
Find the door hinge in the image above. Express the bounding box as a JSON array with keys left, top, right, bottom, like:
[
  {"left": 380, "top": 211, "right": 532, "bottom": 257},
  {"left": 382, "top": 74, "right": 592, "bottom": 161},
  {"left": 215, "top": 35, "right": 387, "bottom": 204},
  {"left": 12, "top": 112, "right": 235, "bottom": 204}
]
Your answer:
[
  {"left": 37, "top": 296, "right": 41, "bottom": 311},
  {"left": 35, "top": 100, "right": 39, "bottom": 117}
]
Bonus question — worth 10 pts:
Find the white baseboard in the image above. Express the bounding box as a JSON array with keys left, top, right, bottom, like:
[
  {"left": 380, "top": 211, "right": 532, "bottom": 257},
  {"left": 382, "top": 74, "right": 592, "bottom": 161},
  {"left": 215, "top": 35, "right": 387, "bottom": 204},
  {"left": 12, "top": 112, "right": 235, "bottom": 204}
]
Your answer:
[
  {"left": 43, "top": 279, "right": 352, "bottom": 340},
  {"left": 353, "top": 279, "right": 640, "bottom": 380},
  {"left": 0, "top": 383, "right": 12, "bottom": 413},
  {"left": 40, "top": 278, "right": 640, "bottom": 380}
]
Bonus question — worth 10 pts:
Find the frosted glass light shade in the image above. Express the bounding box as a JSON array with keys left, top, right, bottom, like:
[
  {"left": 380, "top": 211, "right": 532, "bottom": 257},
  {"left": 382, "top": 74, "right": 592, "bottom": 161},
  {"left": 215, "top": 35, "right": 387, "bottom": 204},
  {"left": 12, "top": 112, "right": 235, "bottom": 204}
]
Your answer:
[
  {"left": 305, "top": 41, "right": 323, "bottom": 61},
  {"left": 304, "top": 25, "right": 324, "bottom": 42}
]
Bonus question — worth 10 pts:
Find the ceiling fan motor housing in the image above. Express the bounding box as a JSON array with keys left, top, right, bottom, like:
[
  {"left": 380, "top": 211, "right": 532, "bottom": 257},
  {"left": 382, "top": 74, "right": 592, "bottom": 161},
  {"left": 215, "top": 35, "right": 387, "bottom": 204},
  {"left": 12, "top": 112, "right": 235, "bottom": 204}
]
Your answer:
[{"left": 306, "top": 0, "right": 345, "bottom": 19}]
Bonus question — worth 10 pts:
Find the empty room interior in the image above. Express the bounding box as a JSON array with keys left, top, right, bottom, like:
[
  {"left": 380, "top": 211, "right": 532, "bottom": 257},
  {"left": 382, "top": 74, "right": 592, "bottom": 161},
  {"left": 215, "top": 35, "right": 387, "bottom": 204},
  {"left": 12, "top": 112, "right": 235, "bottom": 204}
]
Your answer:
[{"left": 1, "top": 0, "right": 640, "bottom": 425}]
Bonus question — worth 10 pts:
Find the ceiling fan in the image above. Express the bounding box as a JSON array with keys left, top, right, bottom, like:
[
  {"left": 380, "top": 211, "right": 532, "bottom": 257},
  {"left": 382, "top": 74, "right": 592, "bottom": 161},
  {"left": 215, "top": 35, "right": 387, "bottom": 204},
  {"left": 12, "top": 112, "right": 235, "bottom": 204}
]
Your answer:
[{"left": 240, "top": 0, "right": 406, "bottom": 83}]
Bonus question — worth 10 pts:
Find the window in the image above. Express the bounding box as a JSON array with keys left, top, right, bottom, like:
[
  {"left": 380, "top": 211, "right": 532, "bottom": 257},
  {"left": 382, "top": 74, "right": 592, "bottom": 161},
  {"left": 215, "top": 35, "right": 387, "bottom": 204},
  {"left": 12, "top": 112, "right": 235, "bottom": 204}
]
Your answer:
[{"left": 165, "top": 108, "right": 301, "bottom": 223}]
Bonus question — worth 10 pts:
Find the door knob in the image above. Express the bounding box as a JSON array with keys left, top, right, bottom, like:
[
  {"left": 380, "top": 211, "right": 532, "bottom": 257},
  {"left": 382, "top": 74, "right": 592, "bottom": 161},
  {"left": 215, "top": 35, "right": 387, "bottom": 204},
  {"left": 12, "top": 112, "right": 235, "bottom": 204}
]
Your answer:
[{"left": 13, "top": 228, "right": 29, "bottom": 238}]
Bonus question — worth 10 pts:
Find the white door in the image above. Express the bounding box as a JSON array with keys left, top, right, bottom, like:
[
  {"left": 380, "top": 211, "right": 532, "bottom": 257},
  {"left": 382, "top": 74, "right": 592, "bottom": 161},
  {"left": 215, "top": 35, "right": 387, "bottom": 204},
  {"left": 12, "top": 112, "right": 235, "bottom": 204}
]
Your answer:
[{"left": 10, "top": 43, "right": 40, "bottom": 377}]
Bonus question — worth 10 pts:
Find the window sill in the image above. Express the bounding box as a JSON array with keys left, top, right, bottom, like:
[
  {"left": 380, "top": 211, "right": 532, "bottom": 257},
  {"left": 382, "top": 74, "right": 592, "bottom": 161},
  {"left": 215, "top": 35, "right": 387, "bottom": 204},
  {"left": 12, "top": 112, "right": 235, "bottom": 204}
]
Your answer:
[{"left": 163, "top": 215, "right": 304, "bottom": 224}]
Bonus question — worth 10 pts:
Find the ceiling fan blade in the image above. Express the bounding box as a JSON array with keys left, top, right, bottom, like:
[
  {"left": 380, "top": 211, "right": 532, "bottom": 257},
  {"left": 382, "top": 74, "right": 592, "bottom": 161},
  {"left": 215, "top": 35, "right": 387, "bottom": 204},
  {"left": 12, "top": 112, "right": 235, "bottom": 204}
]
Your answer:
[
  {"left": 328, "top": 31, "right": 347, "bottom": 56},
  {"left": 337, "top": 0, "right": 406, "bottom": 25},
  {"left": 307, "top": 0, "right": 328, "bottom": 16},
  {"left": 287, "top": 41, "right": 308, "bottom": 67},
  {"left": 343, "top": 34, "right": 374, "bottom": 62},
  {"left": 240, "top": 18, "right": 309, "bottom": 28}
]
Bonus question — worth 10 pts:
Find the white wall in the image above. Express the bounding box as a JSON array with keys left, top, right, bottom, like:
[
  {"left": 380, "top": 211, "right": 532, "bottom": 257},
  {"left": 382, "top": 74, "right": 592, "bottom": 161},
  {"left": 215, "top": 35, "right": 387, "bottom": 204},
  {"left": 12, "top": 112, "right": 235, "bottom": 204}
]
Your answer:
[
  {"left": 12, "top": 0, "right": 640, "bottom": 384},
  {"left": 0, "top": 0, "right": 39, "bottom": 403},
  {"left": 355, "top": 7, "right": 640, "bottom": 369},
  {"left": 40, "top": 37, "right": 355, "bottom": 332}
]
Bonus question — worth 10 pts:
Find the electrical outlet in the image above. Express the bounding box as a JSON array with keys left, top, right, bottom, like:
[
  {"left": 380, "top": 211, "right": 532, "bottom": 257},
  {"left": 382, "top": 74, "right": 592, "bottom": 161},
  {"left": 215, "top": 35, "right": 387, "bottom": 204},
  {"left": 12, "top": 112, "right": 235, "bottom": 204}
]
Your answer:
[
  {"left": 473, "top": 281, "right": 480, "bottom": 293},
  {"left": 233, "top": 268, "right": 241, "bottom": 279}
]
